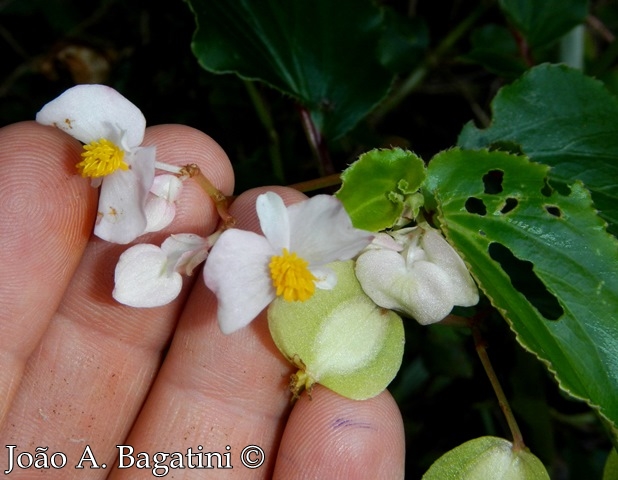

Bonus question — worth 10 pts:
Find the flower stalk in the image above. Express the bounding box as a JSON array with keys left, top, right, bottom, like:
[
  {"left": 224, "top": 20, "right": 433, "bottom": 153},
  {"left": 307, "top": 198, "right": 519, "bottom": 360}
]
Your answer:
[
  {"left": 471, "top": 321, "right": 526, "bottom": 452},
  {"left": 180, "top": 163, "right": 235, "bottom": 230}
]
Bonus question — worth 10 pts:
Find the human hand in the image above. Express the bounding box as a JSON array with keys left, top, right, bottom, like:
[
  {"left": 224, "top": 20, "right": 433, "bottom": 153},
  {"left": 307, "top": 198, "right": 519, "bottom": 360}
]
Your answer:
[{"left": 0, "top": 121, "right": 405, "bottom": 479}]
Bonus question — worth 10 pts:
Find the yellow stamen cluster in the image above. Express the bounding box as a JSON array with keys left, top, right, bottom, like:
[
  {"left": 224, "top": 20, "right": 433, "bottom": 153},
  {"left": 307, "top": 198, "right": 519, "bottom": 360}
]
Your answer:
[
  {"left": 76, "top": 138, "right": 128, "bottom": 178},
  {"left": 269, "top": 248, "right": 317, "bottom": 302}
]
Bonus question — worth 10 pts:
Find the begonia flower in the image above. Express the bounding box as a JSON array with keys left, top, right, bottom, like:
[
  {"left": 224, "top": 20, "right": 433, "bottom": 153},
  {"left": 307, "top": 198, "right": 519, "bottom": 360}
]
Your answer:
[
  {"left": 203, "top": 192, "right": 374, "bottom": 334},
  {"left": 113, "top": 233, "right": 212, "bottom": 307},
  {"left": 355, "top": 224, "right": 479, "bottom": 325},
  {"left": 36, "top": 84, "right": 173, "bottom": 244}
]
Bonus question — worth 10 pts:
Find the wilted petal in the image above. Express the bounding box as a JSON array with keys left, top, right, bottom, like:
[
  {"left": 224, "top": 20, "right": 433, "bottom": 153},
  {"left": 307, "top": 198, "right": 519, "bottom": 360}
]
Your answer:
[
  {"left": 162, "top": 233, "right": 210, "bottom": 276},
  {"left": 368, "top": 232, "right": 404, "bottom": 251},
  {"left": 35, "top": 84, "right": 146, "bottom": 146},
  {"left": 287, "top": 195, "right": 373, "bottom": 264},
  {"left": 144, "top": 174, "right": 183, "bottom": 233},
  {"left": 113, "top": 244, "right": 183, "bottom": 307},
  {"left": 204, "top": 229, "right": 276, "bottom": 334},
  {"left": 94, "top": 146, "right": 155, "bottom": 244}
]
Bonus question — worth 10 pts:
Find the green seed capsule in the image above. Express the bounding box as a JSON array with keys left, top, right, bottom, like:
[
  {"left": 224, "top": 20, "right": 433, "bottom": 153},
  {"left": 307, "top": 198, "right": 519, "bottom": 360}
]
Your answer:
[
  {"left": 268, "top": 260, "right": 405, "bottom": 400},
  {"left": 422, "top": 436, "right": 550, "bottom": 480}
]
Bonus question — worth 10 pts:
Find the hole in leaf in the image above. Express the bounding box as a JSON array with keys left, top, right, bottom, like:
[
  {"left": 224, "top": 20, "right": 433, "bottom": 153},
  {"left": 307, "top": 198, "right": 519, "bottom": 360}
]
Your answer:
[
  {"left": 489, "top": 141, "right": 524, "bottom": 156},
  {"left": 482, "top": 170, "right": 504, "bottom": 194},
  {"left": 550, "top": 179, "right": 571, "bottom": 196},
  {"left": 541, "top": 178, "right": 553, "bottom": 197},
  {"left": 500, "top": 197, "right": 518, "bottom": 214},
  {"left": 465, "top": 197, "right": 487, "bottom": 216},
  {"left": 488, "top": 242, "right": 563, "bottom": 321},
  {"left": 545, "top": 205, "right": 561, "bottom": 217}
]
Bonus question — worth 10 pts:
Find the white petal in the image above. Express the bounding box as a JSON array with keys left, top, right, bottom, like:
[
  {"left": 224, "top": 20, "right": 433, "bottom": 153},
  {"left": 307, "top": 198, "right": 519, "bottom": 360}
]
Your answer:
[
  {"left": 355, "top": 249, "right": 409, "bottom": 312},
  {"left": 309, "top": 266, "right": 337, "bottom": 290},
  {"left": 94, "top": 146, "right": 156, "bottom": 244},
  {"left": 113, "top": 244, "right": 183, "bottom": 307},
  {"left": 420, "top": 229, "right": 479, "bottom": 307},
  {"left": 203, "top": 229, "right": 276, "bottom": 334},
  {"left": 150, "top": 174, "right": 183, "bottom": 201},
  {"left": 143, "top": 197, "right": 176, "bottom": 233},
  {"left": 355, "top": 249, "right": 455, "bottom": 325},
  {"left": 256, "top": 192, "right": 290, "bottom": 251},
  {"left": 400, "top": 261, "right": 457, "bottom": 325},
  {"left": 144, "top": 175, "right": 183, "bottom": 233},
  {"left": 36, "top": 84, "right": 146, "bottom": 147},
  {"left": 287, "top": 195, "right": 373, "bottom": 264}
]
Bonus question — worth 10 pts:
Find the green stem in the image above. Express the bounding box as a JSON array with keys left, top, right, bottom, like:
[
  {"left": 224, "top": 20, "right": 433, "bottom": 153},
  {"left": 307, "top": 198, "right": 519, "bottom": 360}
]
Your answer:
[
  {"left": 471, "top": 323, "right": 526, "bottom": 452},
  {"left": 287, "top": 173, "right": 341, "bottom": 194},
  {"left": 244, "top": 80, "right": 285, "bottom": 183},
  {"left": 370, "top": 3, "right": 488, "bottom": 124}
]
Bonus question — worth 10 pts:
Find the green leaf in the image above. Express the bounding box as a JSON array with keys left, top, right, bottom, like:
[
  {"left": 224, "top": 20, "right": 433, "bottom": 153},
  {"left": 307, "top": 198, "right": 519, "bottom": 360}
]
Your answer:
[
  {"left": 422, "top": 436, "right": 549, "bottom": 479},
  {"left": 498, "top": 0, "right": 588, "bottom": 48},
  {"left": 187, "top": 0, "right": 394, "bottom": 140},
  {"left": 378, "top": 8, "right": 429, "bottom": 74},
  {"left": 459, "top": 64, "right": 618, "bottom": 235},
  {"left": 604, "top": 449, "right": 618, "bottom": 480},
  {"left": 461, "top": 24, "right": 527, "bottom": 78},
  {"left": 424, "top": 148, "right": 618, "bottom": 438},
  {"left": 336, "top": 148, "right": 426, "bottom": 231}
]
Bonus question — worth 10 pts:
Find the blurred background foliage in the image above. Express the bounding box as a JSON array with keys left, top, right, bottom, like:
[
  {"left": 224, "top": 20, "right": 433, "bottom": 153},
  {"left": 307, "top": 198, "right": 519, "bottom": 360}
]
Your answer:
[{"left": 1, "top": 0, "right": 617, "bottom": 478}]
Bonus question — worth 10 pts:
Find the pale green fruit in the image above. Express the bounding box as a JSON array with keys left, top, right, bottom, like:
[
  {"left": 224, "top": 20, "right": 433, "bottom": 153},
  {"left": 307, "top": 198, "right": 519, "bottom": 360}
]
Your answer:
[
  {"left": 268, "top": 260, "right": 405, "bottom": 400},
  {"left": 422, "top": 436, "right": 550, "bottom": 480}
]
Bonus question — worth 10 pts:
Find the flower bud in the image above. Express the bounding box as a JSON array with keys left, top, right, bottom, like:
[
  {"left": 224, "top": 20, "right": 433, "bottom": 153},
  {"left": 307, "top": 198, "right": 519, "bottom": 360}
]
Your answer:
[{"left": 355, "top": 224, "right": 479, "bottom": 325}]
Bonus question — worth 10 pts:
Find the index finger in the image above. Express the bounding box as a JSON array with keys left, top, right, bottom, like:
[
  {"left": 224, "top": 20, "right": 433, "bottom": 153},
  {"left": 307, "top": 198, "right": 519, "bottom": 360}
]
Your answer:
[{"left": 0, "top": 121, "right": 97, "bottom": 425}]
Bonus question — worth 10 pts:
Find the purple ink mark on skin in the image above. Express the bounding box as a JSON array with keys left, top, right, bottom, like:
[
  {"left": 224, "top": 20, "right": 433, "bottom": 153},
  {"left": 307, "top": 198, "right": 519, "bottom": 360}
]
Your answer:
[{"left": 332, "top": 418, "right": 373, "bottom": 429}]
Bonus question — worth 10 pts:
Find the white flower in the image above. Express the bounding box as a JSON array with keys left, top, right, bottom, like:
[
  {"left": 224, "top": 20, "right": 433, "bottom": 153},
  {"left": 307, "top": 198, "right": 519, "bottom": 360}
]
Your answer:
[
  {"left": 113, "top": 233, "right": 212, "bottom": 307},
  {"left": 355, "top": 225, "right": 479, "bottom": 325},
  {"left": 203, "top": 192, "right": 374, "bottom": 334},
  {"left": 36, "top": 84, "right": 160, "bottom": 244}
]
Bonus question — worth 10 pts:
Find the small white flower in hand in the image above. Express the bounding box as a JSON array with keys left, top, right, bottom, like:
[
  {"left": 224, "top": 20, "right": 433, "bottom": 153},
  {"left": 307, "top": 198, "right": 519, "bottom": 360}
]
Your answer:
[
  {"left": 36, "top": 84, "right": 175, "bottom": 244},
  {"left": 355, "top": 224, "right": 479, "bottom": 325},
  {"left": 203, "top": 192, "right": 374, "bottom": 334},
  {"left": 113, "top": 233, "right": 212, "bottom": 308}
]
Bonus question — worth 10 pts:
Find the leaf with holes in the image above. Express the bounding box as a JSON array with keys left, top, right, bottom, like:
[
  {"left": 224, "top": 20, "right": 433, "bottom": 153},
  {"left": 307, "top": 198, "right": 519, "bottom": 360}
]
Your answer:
[
  {"left": 459, "top": 64, "right": 618, "bottom": 235},
  {"left": 424, "top": 148, "right": 618, "bottom": 439},
  {"left": 187, "top": 0, "right": 394, "bottom": 140}
]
